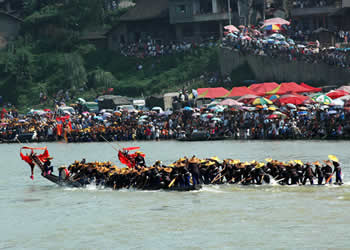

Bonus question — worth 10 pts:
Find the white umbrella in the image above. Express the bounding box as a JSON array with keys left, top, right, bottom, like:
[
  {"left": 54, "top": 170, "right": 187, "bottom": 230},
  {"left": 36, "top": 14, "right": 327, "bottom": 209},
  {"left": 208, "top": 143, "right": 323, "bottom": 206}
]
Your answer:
[{"left": 330, "top": 98, "right": 344, "bottom": 106}]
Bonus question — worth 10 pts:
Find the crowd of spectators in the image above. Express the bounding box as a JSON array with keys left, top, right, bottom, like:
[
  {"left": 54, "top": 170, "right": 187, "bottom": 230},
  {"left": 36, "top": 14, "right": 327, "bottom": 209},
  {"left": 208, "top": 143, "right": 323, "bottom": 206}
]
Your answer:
[
  {"left": 120, "top": 37, "right": 218, "bottom": 58},
  {"left": 1, "top": 94, "right": 350, "bottom": 143},
  {"left": 222, "top": 26, "right": 350, "bottom": 69},
  {"left": 292, "top": 0, "right": 337, "bottom": 8}
]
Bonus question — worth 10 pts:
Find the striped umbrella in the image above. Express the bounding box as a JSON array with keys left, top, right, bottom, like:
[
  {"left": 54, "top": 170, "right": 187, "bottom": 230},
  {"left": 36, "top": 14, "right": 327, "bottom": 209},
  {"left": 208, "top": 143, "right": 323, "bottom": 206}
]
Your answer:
[{"left": 312, "top": 94, "right": 332, "bottom": 105}]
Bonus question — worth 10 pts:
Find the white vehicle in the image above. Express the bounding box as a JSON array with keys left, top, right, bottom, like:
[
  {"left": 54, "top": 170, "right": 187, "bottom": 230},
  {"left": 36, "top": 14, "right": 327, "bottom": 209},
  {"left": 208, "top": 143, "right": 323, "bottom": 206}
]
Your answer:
[
  {"left": 151, "top": 106, "right": 163, "bottom": 113},
  {"left": 116, "top": 105, "right": 137, "bottom": 113},
  {"left": 57, "top": 106, "right": 76, "bottom": 116}
]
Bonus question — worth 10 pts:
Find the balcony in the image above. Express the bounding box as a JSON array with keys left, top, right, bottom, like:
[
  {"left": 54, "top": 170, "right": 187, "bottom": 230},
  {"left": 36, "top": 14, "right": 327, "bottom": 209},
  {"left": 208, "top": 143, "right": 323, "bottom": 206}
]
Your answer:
[{"left": 170, "top": 12, "right": 231, "bottom": 24}]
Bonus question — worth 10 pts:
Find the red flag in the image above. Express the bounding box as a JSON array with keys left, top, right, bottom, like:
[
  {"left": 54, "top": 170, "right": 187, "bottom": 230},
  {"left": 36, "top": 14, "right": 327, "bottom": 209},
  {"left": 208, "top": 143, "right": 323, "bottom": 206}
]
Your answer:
[
  {"left": 118, "top": 150, "right": 134, "bottom": 168},
  {"left": 37, "top": 149, "right": 50, "bottom": 163},
  {"left": 20, "top": 152, "right": 33, "bottom": 165}
]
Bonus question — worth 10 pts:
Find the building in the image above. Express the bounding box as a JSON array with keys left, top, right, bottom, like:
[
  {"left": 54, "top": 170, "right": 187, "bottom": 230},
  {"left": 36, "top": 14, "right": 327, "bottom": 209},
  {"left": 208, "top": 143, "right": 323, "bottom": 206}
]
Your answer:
[
  {"left": 108, "top": 0, "right": 266, "bottom": 49},
  {"left": 0, "top": 11, "right": 22, "bottom": 49},
  {"left": 169, "top": 0, "right": 239, "bottom": 40},
  {"left": 291, "top": 0, "right": 350, "bottom": 31},
  {"left": 107, "top": 0, "right": 175, "bottom": 50}
]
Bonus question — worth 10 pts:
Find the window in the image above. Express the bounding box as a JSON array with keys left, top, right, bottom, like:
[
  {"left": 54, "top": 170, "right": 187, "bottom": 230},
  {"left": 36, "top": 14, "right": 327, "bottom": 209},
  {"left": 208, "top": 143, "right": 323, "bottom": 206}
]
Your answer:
[{"left": 175, "top": 4, "right": 186, "bottom": 14}]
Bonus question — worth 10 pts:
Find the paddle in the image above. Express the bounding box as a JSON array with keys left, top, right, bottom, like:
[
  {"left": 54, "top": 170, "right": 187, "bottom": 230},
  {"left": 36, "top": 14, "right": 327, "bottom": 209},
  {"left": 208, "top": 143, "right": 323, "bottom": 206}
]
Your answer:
[
  {"left": 168, "top": 176, "right": 177, "bottom": 188},
  {"left": 325, "top": 174, "right": 333, "bottom": 184},
  {"left": 100, "top": 134, "right": 122, "bottom": 151},
  {"left": 210, "top": 167, "right": 226, "bottom": 184}
]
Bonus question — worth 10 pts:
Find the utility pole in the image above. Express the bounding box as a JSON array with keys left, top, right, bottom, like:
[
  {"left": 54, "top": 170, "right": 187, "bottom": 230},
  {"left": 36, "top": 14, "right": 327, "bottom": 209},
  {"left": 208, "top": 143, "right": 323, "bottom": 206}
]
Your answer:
[{"left": 227, "top": 0, "right": 231, "bottom": 25}]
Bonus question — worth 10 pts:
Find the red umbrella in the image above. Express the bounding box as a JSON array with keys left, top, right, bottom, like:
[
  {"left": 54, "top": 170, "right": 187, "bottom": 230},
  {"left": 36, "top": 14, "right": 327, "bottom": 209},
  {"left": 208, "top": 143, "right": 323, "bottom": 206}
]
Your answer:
[
  {"left": 249, "top": 82, "right": 279, "bottom": 96},
  {"left": 326, "top": 90, "right": 349, "bottom": 99},
  {"left": 300, "top": 83, "right": 322, "bottom": 93},
  {"left": 225, "top": 87, "right": 257, "bottom": 97},
  {"left": 277, "top": 94, "right": 310, "bottom": 105},
  {"left": 267, "top": 114, "right": 278, "bottom": 119}
]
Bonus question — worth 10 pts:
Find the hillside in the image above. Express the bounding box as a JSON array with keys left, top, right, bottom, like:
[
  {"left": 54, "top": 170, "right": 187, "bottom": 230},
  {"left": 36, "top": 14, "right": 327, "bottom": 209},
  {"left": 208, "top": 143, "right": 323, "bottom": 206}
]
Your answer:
[{"left": 0, "top": 1, "right": 219, "bottom": 110}]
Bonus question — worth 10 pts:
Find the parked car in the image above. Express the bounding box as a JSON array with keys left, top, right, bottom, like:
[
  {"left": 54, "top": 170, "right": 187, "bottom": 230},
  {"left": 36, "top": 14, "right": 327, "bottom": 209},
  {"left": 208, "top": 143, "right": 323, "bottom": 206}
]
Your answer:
[
  {"left": 57, "top": 106, "right": 76, "bottom": 116},
  {"left": 116, "top": 105, "right": 137, "bottom": 113}
]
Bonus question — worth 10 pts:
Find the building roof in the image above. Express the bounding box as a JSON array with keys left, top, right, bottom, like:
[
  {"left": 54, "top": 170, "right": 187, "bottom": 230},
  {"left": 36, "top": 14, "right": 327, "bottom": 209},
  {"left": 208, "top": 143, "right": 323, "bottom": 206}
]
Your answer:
[{"left": 119, "top": 0, "right": 169, "bottom": 21}]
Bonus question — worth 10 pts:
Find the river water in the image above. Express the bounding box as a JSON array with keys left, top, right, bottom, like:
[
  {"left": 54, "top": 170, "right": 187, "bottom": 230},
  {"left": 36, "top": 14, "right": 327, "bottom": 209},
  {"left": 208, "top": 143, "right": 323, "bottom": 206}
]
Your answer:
[{"left": 1, "top": 140, "right": 349, "bottom": 249}]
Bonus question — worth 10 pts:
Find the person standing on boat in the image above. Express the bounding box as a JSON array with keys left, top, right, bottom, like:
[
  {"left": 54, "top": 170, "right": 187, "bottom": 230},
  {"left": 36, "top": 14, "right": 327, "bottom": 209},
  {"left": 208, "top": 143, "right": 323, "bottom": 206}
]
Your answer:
[
  {"left": 135, "top": 151, "right": 146, "bottom": 168},
  {"left": 329, "top": 155, "right": 343, "bottom": 184},
  {"left": 43, "top": 157, "right": 54, "bottom": 175},
  {"left": 314, "top": 161, "right": 323, "bottom": 185}
]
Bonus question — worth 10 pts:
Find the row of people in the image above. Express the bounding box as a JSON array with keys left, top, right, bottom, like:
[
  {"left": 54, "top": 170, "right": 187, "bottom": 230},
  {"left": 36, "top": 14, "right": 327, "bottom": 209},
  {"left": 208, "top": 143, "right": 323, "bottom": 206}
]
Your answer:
[{"left": 55, "top": 155, "right": 343, "bottom": 190}]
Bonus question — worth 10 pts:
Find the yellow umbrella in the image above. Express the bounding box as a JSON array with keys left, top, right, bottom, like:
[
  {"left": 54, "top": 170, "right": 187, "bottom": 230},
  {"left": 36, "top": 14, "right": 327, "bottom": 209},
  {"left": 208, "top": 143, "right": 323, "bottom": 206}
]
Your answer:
[{"left": 252, "top": 97, "right": 273, "bottom": 105}]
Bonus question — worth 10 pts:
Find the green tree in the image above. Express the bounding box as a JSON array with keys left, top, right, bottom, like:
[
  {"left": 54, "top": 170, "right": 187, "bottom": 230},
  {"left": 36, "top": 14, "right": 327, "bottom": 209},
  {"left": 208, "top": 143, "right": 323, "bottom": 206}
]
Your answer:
[{"left": 87, "top": 68, "right": 117, "bottom": 89}]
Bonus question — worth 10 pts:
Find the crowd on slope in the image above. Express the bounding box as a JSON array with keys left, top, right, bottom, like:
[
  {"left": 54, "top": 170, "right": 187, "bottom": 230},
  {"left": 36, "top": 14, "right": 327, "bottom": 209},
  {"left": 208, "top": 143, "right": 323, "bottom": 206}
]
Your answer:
[
  {"left": 221, "top": 26, "right": 350, "bottom": 69},
  {"left": 119, "top": 38, "right": 218, "bottom": 58}
]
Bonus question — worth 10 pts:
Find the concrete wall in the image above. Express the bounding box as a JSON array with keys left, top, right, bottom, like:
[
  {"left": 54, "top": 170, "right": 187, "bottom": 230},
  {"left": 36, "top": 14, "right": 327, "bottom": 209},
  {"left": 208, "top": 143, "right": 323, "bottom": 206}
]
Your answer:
[{"left": 219, "top": 47, "right": 350, "bottom": 85}]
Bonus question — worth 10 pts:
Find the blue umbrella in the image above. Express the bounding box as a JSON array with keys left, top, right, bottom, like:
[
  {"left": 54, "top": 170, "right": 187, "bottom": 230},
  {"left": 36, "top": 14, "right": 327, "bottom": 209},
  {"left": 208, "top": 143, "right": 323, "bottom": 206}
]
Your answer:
[
  {"left": 297, "top": 111, "right": 308, "bottom": 116},
  {"left": 287, "top": 39, "right": 295, "bottom": 45},
  {"left": 267, "top": 39, "right": 275, "bottom": 44},
  {"left": 183, "top": 106, "right": 193, "bottom": 111}
]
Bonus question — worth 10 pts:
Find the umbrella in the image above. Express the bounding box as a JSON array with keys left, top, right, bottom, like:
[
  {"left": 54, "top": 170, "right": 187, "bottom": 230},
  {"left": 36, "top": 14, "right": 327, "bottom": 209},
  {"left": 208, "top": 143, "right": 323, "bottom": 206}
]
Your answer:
[
  {"left": 287, "top": 38, "right": 295, "bottom": 45},
  {"left": 338, "top": 95, "right": 350, "bottom": 101},
  {"left": 263, "top": 25, "right": 281, "bottom": 31},
  {"left": 328, "top": 110, "right": 338, "bottom": 115},
  {"left": 272, "top": 111, "right": 287, "bottom": 118},
  {"left": 269, "top": 33, "right": 285, "bottom": 40},
  {"left": 297, "top": 44, "right": 306, "bottom": 48},
  {"left": 252, "top": 97, "right": 273, "bottom": 105},
  {"left": 263, "top": 17, "right": 290, "bottom": 27},
  {"left": 278, "top": 94, "right": 310, "bottom": 105},
  {"left": 139, "top": 115, "right": 148, "bottom": 120},
  {"left": 267, "top": 114, "right": 278, "bottom": 119},
  {"left": 237, "top": 94, "right": 259, "bottom": 103},
  {"left": 312, "top": 94, "right": 332, "bottom": 105},
  {"left": 183, "top": 106, "right": 194, "bottom": 111},
  {"left": 192, "top": 112, "right": 201, "bottom": 117},
  {"left": 220, "top": 99, "right": 243, "bottom": 106},
  {"left": 211, "top": 117, "right": 223, "bottom": 122},
  {"left": 268, "top": 95, "right": 280, "bottom": 101},
  {"left": 224, "top": 25, "right": 239, "bottom": 33},
  {"left": 330, "top": 98, "right": 344, "bottom": 106},
  {"left": 297, "top": 111, "right": 308, "bottom": 116},
  {"left": 286, "top": 103, "right": 297, "bottom": 109},
  {"left": 326, "top": 90, "right": 349, "bottom": 99},
  {"left": 268, "top": 106, "right": 278, "bottom": 111},
  {"left": 241, "top": 36, "right": 252, "bottom": 40}
]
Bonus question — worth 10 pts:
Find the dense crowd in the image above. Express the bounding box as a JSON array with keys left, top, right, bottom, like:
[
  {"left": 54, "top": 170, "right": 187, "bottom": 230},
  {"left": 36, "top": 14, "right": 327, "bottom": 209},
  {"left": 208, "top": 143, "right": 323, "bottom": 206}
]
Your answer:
[
  {"left": 1, "top": 95, "right": 350, "bottom": 143},
  {"left": 292, "top": 0, "right": 337, "bottom": 8},
  {"left": 222, "top": 27, "right": 350, "bottom": 69},
  {"left": 120, "top": 37, "right": 218, "bottom": 58}
]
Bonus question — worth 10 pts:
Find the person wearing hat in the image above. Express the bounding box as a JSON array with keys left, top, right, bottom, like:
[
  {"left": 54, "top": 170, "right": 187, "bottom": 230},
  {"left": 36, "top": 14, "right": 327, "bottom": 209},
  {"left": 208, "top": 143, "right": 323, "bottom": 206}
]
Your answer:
[
  {"left": 134, "top": 151, "right": 146, "bottom": 168},
  {"left": 188, "top": 156, "right": 201, "bottom": 185},
  {"left": 302, "top": 163, "right": 315, "bottom": 185},
  {"left": 43, "top": 156, "right": 54, "bottom": 175},
  {"left": 313, "top": 161, "right": 324, "bottom": 185},
  {"left": 322, "top": 160, "right": 333, "bottom": 184},
  {"left": 331, "top": 159, "right": 343, "bottom": 185}
]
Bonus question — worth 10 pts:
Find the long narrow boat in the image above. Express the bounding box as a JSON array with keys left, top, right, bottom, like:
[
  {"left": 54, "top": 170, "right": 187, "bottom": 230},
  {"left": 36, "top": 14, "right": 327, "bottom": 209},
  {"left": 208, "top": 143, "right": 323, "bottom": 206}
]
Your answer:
[{"left": 20, "top": 147, "right": 201, "bottom": 191}]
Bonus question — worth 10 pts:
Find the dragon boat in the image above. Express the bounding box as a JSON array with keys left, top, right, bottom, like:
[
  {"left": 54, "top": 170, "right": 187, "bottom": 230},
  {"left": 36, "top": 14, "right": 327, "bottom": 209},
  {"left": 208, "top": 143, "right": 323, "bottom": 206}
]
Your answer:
[
  {"left": 20, "top": 147, "right": 202, "bottom": 191},
  {"left": 20, "top": 147, "right": 343, "bottom": 190}
]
